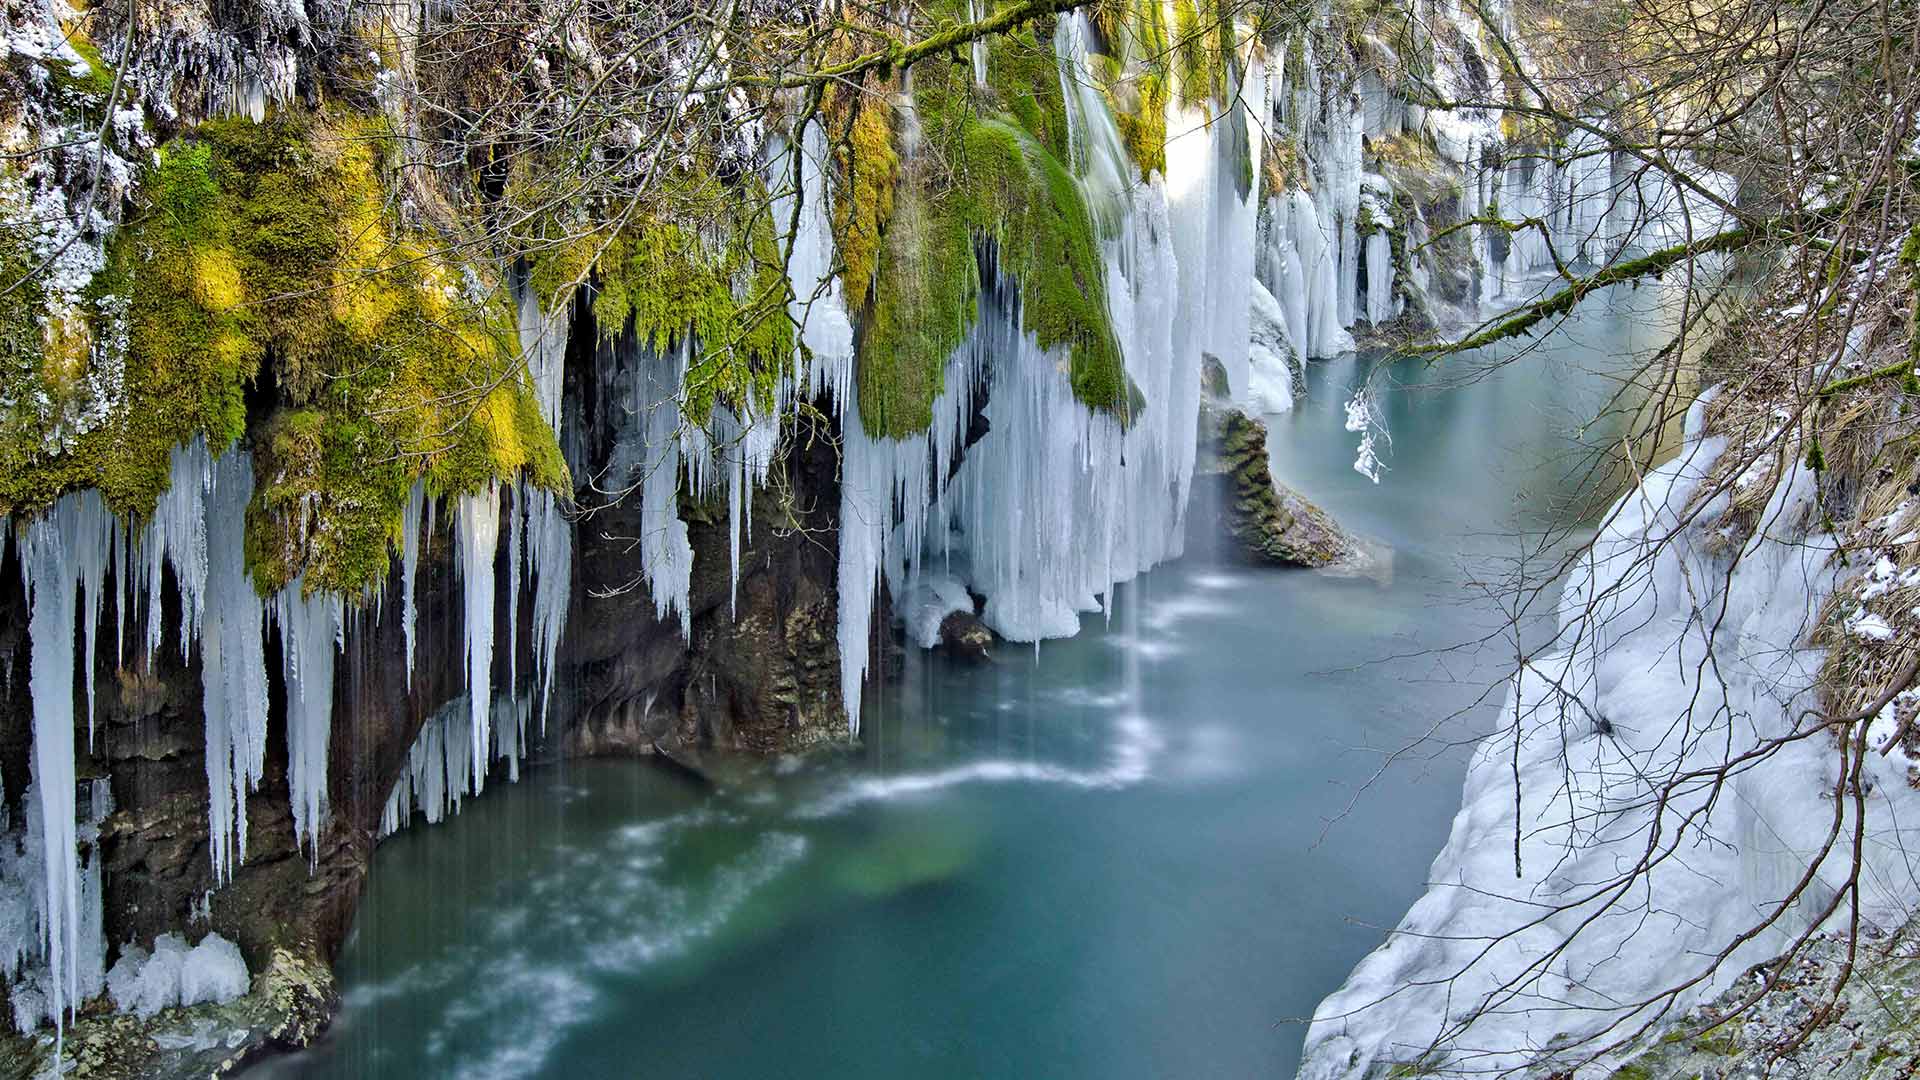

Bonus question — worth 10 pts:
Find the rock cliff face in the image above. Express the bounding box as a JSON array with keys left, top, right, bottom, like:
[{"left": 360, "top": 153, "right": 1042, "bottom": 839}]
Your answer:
[{"left": 0, "top": 309, "right": 856, "bottom": 1069}]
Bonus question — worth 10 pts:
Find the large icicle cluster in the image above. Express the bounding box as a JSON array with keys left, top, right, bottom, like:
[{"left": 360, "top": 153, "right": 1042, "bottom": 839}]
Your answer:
[
  {"left": 833, "top": 15, "right": 1267, "bottom": 729},
  {"left": 1254, "top": 21, "right": 1736, "bottom": 369},
  {"left": 3, "top": 411, "right": 577, "bottom": 1030}
]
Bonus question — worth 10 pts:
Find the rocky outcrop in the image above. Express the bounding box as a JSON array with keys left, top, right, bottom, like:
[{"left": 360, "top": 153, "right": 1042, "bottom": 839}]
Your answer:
[
  {"left": 1612, "top": 919, "right": 1920, "bottom": 1080},
  {"left": 936, "top": 610, "right": 994, "bottom": 663},
  {"left": 1196, "top": 362, "right": 1355, "bottom": 568},
  {"left": 0, "top": 946, "right": 334, "bottom": 1079}
]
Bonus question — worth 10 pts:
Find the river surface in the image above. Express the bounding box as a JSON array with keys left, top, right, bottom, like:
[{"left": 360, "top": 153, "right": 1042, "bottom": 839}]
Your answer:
[{"left": 252, "top": 289, "right": 1681, "bottom": 1079}]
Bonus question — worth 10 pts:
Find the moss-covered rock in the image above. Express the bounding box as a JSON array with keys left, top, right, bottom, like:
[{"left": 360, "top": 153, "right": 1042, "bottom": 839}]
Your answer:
[
  {"left": 3, "top": 110, "right": 568, "bottom": 597},
  {"left": 851, "top": 15, "right": 1127, "bottom": 437},
  {"left": 1197, "top": 363, "right": 1354, "bottom": 567}
]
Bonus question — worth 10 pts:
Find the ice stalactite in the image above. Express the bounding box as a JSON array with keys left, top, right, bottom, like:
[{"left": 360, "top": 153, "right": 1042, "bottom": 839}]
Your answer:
[
  {"left": 681, "top": 394, "right": 781, "bottom": 618},
  {"left": 378, "top": 693, "right": 532, "bottom": 835},
  {"left": 1364, "top": 229, "right": 1395, "bottom": 326},
  {"left": 379, "top": 697, "right": 474, "bottom": 836},
  {"left": 833, "top": 15, "right": 1249, "bottom": 726},
  {"left": 525, "top": 488, "right": 571, "bottom": 723},
  {"left": 517, "top": 276, "right": 569, "bottom": 435},
  {"left": 13, "top": 491, "right": 116, "bottom": 1037},
  {"left": 773, "top": 124, "right": 856, "bottom": 410},
  {"left": 400, "top": 482, "right": 426, "bottom": 689},
  {"left": 635, "top": 342, "right": 695, "bottom": 632},
  {"left": 456, "top": 485, "right": 501, "bottom": 792},
  {"left": 19, "top": 512, "right": 82, "bottom": 1038},
  {"left": 139, "top": 440, "right": 212, "bottom": 661},
  {"left": 505, "top": 487, "right": 523, "bottom": 694},
  {"left": 198, "top": 449, "right": 268, "bottom": 883},
  {"left": 272, "top": 582, "right": 341, "bottom": 854},
  {"left": 836, "top": 401, "right": 931, "bottom": 734},
  {"left": 513, "top": 282, "right": 576, "bottom": 719}
]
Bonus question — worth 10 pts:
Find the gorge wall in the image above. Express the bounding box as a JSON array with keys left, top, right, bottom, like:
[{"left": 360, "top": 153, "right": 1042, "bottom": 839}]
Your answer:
[{"left": 0, "top": 0, "right": 1702, "bottom": 1067}]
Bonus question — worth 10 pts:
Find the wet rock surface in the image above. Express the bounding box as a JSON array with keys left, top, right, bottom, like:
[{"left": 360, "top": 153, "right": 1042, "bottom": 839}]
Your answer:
[
  {"left": 936, "top": 609, "right": 994, "bottom": 662},
  {"left": 1196, "top": 361, "right": 1355, "bottom": 568}
]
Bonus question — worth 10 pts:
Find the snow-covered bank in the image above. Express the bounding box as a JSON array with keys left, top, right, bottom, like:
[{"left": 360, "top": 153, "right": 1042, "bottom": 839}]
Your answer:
[{"left": 1298, "top": 387, "right": 1920, "bottom": 1077}]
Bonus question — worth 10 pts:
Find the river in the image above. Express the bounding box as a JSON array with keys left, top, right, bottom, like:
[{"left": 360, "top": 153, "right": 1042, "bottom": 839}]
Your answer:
[{"left": 250, "top": 286, "right": 1683, "bottom": 1079}]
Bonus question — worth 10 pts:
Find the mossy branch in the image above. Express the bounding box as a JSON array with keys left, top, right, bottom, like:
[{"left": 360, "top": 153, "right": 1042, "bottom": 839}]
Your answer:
[
  {"left": 1412, "top": 219, "right": 1791, "bottom": 356},
  {"left": 1818, "top": 358, "right": 1916, "bottom": 399},
  {"left": 728, "top": 0, "right": 1093, "bottom": 89}
]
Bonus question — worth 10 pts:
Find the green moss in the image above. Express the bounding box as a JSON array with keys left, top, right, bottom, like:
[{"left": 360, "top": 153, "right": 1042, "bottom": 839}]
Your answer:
[
  {"left": 575, "top": 192, "right": 793, "bottom": 427},
  {"left": 1088, "top": 0, "right": 1171, "bottom": 177},
  {"left": 1168, "top": 0, "right": 1237, "bottom": 106},
  {"left": 851, "top": 17, "right": 1127, "bottom": 437},
  {"left": 4, "top": 111, "right": 567, "bottom": 597},
  {"left": 828, "top": 92, "right": 900, "bottom": 306},
  {"left": 45, "top": 34, "right": 119, "bottom": 100},
  {"left": 983, "top": 15, "right": 1074, "bottom": 162}
]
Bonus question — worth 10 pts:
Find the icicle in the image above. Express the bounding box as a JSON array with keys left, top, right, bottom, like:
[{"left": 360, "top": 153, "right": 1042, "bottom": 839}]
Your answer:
[
  {"left": 517, "top": 272, "right": 569, "bottom": 434},
  {"left": 16, "top": 491, "right": 113, "bottom": 1038},
  {"left": 526, "top": 489, "right": 571, "bottom": 725},
  {"left": 140, "top": 441, "right": 213, "bottom": 662},
  {"left": 770, "top": 124, "right": 855, "bottom": 409},
  {"left": 400, "top": 482, "right": 425, "bottom": 689},
  {"left": 634, "top": 341, "right": 694, "bottom": 632},
  {"left": 456, "top": 485, "right": 501, "bottom": 791},
  {"left": 505, "top": 484, "right": 523, "bottom": 696},
  {"left": 272, "top": 582, "right": 341, "bottom": 855},
  {"left": 198, "top": 450, "right": 268, "bottom": 884},
  {"left": 378, "top": 695, "right": 482, "bottom": 836}
]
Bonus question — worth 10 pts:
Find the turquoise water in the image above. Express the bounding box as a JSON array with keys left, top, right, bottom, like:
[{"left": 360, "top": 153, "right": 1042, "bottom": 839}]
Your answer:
[{"left": 251, "top": 290, "right": 1678, "bottom": 1079}]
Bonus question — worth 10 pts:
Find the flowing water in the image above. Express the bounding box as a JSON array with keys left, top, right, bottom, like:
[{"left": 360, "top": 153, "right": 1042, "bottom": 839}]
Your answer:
[{"left": 251, "top": 288, "right": 1684, "bottom": 1079}]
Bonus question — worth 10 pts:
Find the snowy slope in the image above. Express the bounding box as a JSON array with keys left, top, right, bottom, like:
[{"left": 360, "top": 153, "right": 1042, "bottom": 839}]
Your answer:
[{"left": 1300, "top": 396, "right": 1920, "bottom": 1077}]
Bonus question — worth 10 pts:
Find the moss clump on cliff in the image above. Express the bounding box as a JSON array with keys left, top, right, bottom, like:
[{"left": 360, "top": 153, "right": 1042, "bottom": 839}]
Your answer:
[
  {"left": 1088, "top": 0, "right": 1172, "bottom": 177},
  {"left": 518, "top": 169, "right": 795, "bottom": 429},
  {"left": 0, "top": 138, "right": 254, "bottom": 518},
  {"left": 828, "top": 90, "right": 900, "bottom": 306},
  {"left": 3, "top": 111, "right": 567, "bottom": 596},
  {"left": 849, "top": 5, "right": 1127, "bottom": 437}
]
